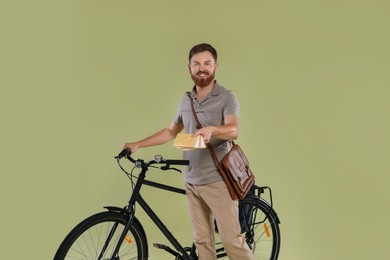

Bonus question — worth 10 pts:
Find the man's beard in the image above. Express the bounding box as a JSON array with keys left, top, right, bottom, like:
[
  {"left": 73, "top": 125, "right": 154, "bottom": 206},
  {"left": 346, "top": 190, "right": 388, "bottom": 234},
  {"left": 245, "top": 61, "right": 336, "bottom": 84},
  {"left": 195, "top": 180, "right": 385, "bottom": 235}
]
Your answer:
[{"left": 191, "top": 70, "right": 215, "bottom": 88}]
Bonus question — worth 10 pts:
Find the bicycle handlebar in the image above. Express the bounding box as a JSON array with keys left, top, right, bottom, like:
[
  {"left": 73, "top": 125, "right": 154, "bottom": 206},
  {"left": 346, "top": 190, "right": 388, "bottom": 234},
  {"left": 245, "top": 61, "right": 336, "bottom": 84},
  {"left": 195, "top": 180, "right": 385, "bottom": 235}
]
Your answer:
[
  {"left": 163, "top": 160, "right": 190, "bottom": 166},
  {"left": 115, "top": 149, "right": 189, "bottom": 167}
]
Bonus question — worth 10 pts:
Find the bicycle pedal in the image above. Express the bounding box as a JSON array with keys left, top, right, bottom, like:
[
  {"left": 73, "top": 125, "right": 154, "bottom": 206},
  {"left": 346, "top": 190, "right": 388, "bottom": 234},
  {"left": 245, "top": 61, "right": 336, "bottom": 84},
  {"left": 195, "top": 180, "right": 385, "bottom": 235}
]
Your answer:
[{"left": 153, "top": 243, "right": 166, "bottom": 249}]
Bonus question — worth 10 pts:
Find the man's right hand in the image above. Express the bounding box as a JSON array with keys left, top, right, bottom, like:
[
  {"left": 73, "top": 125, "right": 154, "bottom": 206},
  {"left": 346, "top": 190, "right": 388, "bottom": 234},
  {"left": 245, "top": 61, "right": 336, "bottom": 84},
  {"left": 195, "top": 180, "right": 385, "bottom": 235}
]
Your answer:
[{"left": 122, "top": 143, "right": 139, "bottom": 154}]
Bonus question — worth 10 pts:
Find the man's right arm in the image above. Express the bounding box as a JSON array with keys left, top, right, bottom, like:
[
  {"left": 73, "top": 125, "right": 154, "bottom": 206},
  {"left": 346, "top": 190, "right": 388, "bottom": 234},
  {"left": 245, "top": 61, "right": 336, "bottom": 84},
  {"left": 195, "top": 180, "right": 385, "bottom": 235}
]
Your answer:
[{"left": 122, "top": 121, "right": 184, "bottom": 154}]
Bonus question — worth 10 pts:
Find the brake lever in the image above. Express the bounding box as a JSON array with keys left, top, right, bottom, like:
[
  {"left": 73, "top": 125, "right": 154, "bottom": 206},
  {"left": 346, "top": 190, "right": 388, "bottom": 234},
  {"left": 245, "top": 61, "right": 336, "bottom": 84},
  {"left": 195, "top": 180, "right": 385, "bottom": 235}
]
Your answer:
[
  {"left": 170, "top": 167, "right": 182, "bottom": 173},
  {"left": 160, "top": 165, "right": 182, "bottom": 173}
]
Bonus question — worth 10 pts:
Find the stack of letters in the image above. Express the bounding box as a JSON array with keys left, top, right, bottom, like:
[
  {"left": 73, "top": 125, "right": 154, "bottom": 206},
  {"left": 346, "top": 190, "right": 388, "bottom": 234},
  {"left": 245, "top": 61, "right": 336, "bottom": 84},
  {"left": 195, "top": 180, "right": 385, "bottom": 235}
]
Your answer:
[{"left": 173, "top": 133, "right": 206, "bottom": 150}]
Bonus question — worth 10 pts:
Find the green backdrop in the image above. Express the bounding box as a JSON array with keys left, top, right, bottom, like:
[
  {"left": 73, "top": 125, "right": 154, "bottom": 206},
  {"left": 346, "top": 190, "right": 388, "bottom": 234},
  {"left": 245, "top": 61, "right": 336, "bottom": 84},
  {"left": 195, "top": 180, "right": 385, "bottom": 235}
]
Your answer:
[{"left": 1, "top": 0, "right": 389, "bottom": 259}]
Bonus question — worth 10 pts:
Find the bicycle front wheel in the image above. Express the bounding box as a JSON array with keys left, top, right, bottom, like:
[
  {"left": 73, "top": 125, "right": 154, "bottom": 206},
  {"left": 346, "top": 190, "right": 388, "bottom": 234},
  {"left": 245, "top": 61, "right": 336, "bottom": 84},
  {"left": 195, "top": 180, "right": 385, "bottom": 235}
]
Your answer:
[{"left": 54, "top": 211, "right": 147, "bottom": 260}]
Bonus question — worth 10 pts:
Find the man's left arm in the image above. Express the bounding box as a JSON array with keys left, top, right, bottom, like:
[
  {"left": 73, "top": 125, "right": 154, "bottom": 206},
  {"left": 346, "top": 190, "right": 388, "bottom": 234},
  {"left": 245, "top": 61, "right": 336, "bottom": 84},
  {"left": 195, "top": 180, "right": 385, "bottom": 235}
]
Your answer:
[{"left": 194, "top": 114, "right": 239, "bottom": 143}]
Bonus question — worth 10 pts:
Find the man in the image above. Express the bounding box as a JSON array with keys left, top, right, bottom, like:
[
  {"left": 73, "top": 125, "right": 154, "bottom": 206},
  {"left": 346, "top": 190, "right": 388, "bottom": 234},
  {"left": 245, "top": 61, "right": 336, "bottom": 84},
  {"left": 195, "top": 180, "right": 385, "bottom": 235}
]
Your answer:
[{"left": 123, "top": 43, "right": 254, "bottom": 260}]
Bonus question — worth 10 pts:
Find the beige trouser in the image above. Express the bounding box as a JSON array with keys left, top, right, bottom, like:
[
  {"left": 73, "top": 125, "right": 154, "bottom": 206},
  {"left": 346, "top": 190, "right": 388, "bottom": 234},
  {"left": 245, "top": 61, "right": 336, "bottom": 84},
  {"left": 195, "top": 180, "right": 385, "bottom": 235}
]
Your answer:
[{"left": 185, "top": 180, "right": 254, "bottom": 260}]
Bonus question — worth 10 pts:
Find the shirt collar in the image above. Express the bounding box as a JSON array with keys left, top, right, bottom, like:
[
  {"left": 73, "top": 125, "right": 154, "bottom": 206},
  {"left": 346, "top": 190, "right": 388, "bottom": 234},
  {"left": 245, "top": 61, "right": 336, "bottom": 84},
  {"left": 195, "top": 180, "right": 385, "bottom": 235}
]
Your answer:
[{"left": 190, "top": 80, "right": 222, "bottom": 98}]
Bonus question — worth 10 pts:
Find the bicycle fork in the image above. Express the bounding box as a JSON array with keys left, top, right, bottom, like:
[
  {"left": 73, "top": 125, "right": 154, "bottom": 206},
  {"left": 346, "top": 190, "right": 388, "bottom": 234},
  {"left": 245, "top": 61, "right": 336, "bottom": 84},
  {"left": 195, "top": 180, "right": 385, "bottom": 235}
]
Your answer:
[
  {"left": 98, "top": 221, "right": 121, "bottom": 260},
  {"left": 107, "top": 165, "right": 147, "bottom": 259}
]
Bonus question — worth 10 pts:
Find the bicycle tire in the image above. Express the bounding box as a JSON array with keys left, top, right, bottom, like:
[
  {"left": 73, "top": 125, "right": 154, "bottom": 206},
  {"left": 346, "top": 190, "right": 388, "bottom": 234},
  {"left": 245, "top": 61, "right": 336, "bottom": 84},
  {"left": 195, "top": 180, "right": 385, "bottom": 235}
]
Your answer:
[
  {"left": 215, "top": 196, "right": 281, "bottom": 260},
  {"left": 54, "top": 211, "right": 148, "bottom": 260}
]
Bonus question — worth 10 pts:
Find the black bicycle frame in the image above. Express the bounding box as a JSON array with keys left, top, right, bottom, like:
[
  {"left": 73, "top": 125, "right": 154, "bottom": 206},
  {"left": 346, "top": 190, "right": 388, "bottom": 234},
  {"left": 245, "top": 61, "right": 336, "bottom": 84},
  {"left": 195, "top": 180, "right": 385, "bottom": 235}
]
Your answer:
[
  {"left": 108, "top": 160, "right": 278, "bottom": 260},
  {"left": 111, "top": 164, "right": 194, "bottom": 260}
]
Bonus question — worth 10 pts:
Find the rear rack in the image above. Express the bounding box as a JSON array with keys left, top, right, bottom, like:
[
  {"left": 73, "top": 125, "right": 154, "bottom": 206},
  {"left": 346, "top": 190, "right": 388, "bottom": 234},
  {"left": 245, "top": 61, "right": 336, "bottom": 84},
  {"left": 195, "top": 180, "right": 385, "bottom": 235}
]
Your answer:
[{"left": 252, "top": 185, "right": 274, "bottom": 209}]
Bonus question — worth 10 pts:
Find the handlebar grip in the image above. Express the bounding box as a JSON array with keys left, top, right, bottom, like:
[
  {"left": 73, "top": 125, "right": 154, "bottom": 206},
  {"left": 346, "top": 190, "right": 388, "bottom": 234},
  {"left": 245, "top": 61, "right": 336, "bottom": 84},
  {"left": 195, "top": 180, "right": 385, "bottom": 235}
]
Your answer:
[
  {"left": 164, "top": 160, "right": 190, "bottom": 166},
  {"left": 115, "top": 148, "right": 132, "bottom": 159}
]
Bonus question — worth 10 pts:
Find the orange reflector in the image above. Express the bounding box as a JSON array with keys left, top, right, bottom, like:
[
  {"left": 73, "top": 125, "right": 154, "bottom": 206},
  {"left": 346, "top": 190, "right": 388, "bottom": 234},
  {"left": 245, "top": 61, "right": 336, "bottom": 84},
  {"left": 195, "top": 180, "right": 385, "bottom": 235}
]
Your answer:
[
  {"left": 264, "top": 224, "right": 271, "bottom": 237},
  {"left": 125, "top": 235, "right": 132, "bottom": 244}
]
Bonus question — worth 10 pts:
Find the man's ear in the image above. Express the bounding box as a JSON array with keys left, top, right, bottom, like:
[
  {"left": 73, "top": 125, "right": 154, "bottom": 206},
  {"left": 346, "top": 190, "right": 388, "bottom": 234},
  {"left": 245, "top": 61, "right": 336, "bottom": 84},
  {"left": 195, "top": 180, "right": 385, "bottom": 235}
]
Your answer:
[{"left": 188, "top": 64, "right": 192, "bottom": 73}]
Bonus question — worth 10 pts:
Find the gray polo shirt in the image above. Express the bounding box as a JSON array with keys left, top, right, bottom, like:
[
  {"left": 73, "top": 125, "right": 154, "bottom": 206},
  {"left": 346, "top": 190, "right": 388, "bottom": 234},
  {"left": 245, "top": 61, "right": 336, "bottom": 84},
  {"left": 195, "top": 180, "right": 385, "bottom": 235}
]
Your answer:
[{"left": 173, "top": 82, "right": 240, "bottom": 185}]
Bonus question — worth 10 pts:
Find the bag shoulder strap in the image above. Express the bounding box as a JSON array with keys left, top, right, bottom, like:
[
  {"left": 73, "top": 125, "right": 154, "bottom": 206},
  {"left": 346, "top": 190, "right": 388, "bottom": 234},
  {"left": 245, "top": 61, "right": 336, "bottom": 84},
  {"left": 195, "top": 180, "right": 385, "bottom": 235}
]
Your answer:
[
  {"left": 186, "top": 92, "right": 203, "bottom": 130},
  {"left": 186, "top": 93, "right": 221, "bottom": 164}
]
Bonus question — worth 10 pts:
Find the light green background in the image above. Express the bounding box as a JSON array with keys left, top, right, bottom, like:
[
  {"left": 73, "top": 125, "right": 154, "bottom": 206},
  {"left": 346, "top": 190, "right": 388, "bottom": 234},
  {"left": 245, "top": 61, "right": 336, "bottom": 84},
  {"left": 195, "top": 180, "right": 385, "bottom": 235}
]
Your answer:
[{"left": 1, "top": 0, "right": 389, "bottom": 259}]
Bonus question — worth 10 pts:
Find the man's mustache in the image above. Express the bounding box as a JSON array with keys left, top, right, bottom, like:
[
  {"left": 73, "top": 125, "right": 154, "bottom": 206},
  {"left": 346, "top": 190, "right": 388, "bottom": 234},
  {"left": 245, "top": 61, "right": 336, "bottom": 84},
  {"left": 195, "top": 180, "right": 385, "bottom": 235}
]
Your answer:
[{"left": 196, "top": 70, "right": 209, "bottom": 76}]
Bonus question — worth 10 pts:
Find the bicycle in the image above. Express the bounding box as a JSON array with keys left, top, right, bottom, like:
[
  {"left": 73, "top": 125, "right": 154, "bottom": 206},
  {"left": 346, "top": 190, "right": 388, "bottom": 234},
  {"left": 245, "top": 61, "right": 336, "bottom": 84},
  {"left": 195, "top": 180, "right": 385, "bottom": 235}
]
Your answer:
[{"left": 54, "top": 149, "right": 281, "bottom": 259}]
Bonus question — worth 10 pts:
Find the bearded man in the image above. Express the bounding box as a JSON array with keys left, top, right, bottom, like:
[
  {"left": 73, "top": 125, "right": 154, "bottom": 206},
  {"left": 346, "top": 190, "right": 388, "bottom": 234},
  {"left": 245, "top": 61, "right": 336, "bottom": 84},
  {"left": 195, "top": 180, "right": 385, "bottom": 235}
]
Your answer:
[{"left": 123, "top": 43, "right": 254, "bottom": 260}]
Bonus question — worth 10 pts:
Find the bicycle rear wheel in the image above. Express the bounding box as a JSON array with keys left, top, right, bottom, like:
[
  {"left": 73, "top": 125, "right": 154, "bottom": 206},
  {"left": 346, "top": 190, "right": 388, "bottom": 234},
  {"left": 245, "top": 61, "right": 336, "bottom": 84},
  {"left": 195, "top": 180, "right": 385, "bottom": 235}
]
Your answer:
[
  {"left": 215, "top": 196, "right": 281, "bottom": 260},
  {"left": 241, "top": 196, "right": 281, "bottom": 259},
  {"left": 54, "top": 211, "right": 147, "bottom": 260}
]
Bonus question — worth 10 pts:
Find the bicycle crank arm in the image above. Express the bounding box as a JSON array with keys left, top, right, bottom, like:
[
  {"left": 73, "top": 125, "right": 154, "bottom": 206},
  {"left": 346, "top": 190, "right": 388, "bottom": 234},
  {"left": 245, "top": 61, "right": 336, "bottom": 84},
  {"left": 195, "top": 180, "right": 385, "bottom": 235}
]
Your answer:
[{"left": 153, "top": 243, "right": 179, "bottom": 257}]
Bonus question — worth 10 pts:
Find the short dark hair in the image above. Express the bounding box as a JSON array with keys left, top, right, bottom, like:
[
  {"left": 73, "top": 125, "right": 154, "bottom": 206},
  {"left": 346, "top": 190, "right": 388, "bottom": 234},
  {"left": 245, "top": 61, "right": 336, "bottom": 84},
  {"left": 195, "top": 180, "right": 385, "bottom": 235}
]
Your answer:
[{"left": 189, "top": 43, "right": 218, "bottom": 63}]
